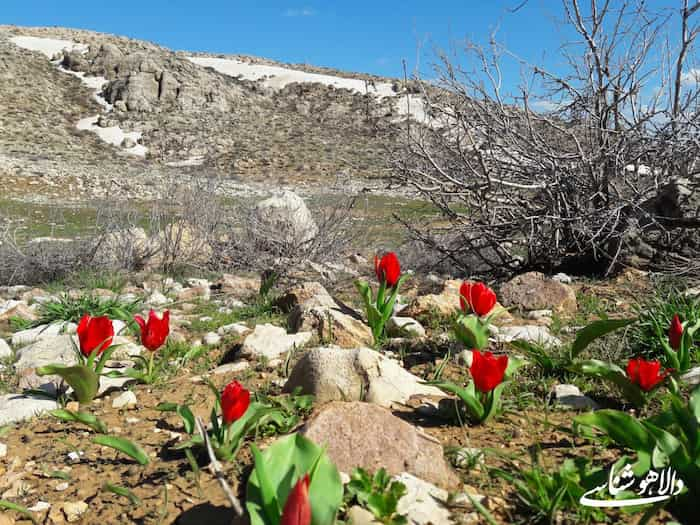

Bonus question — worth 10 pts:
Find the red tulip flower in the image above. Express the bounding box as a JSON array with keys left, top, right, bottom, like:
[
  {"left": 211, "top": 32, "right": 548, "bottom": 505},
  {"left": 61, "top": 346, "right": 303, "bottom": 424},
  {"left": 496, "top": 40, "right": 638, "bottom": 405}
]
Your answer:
[
  {"left": 375, "top": 252, "right": 401, "bottom": 288},
  {"left": 134, "top": 310, "right": 170, "bottom": 352},
  {"left": 460, "top": 281, "right": 497, "bottom": 317},
  {"left": 281, "top": 473, "right": 311, "bottom": 525},
  {"left": 76, "top": 314, "right": 114, "bottom": 356},
  {"left": 669, "top": 314, "right": 683, "bottom": 350},
  {"left": 626, "top": 357, "right": 670, "bottom": 392},
  {"left": 470, "top": 350, "right": 508, "bottom": 393},
  {"left": 221, "top": 380, "right": 250, "bottom": 424}
]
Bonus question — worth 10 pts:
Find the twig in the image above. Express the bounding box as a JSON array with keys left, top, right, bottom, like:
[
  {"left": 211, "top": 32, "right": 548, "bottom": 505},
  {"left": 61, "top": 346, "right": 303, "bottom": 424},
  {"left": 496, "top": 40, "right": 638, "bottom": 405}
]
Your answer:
[{"left": 196, "top": 416, "right": 244, "bottom": 517}]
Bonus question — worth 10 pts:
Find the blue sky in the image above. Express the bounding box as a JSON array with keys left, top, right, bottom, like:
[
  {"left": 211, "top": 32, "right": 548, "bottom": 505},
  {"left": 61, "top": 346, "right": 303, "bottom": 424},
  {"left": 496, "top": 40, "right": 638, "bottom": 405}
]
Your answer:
[{"left": 2, "top": 0, "right": 687, "bottom": 87}]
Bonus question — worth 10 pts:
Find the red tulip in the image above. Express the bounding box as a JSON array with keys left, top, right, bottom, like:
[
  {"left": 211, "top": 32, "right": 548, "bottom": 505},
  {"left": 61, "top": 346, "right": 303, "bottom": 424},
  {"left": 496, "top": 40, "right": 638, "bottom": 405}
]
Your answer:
[
  {"left": 669, "top": 314, "right": 683, "bottom": 350},
  {"left": 626, "top": 357, "right": 670, "bottom": 392},
  {"left": 76, "top": 314, "right": 114, "bottom": 356},
  {"left": 374, "top": 252, "right": 401, "bottom": 287},
  {"left": 470, "top": 350, "right": 508, "bottom": 393},
  {"left": 134, "top": 310, "right": 170, "bottom": 352},
  {"left": 460, "top": 281, "right": 497, "bottom": 317},
  {"left": 281, "top": 473, "right": 311, "bottom": 525},
  {"left": 221, "top": 380, "right": 250, "bottom": 424}
]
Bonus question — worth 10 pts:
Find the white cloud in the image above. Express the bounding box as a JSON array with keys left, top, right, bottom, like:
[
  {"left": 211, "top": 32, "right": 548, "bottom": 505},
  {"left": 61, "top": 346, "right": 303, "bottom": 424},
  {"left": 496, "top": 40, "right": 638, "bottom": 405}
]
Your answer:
[{"left": 284, "top": 7, "right": 316, "bottom": 17}]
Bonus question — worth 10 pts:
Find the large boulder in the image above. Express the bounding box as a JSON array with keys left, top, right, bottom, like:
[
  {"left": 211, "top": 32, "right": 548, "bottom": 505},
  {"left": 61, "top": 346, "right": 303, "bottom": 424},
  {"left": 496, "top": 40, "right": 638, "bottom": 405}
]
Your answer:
[
  {"left": 283, "top": 346, "right": 444, "bottom": 407},
  {"left": 499, "top": 272, "right": 577, "bottom": 314},
  {"left": 252, "top": 191, "right": 318, "bottom": 245},
  {"left": 403, "top": 280, "right": 461, "bottom": 321},
  {"left": 301, "top": 402, "right": 460, "bottom": 489}
]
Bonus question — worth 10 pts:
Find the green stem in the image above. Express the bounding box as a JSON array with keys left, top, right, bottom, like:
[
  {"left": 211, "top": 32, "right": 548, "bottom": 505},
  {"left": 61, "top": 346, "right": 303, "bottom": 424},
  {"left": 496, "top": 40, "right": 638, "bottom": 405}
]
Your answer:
[{"left": 147, "top": 352, "right": 155, "bottom": 383}]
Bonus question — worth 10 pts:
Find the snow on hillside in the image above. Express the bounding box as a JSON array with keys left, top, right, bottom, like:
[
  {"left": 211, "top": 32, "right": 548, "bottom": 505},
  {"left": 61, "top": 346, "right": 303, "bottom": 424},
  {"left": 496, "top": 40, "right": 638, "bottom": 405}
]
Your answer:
[
  {"left": 187, "top": 56, "right": 430, "bottom": 124},
  {"left": 9, "top": 35, "right": 146, "bottom": 157}
]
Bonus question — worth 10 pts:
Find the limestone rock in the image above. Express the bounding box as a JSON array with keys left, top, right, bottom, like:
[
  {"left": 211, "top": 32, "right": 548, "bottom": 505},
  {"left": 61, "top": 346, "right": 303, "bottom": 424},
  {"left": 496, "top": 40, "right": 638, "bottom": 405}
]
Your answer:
[
  {"left": 240, "top": 324, "right": 313, "bottom": 360},
  {"left": 553, "top": 384, "right": 598, "bottom": 410},
  {"left": 395, "top": 473, "right": 453, "bottom": 525},
  {"left": 494, "top": 325, "right": 561, "bottom": 347},
  {"left": 499, "top": 272, "right": 577, "bottom": 314},
  {"left": 253, "top": 191, "right": 318, "bottom": 245},
  {"left": 217, "top": 274, "right": 261, "bottom": 300},
  {"left": 0, "top": 394, "right": 58, "bottom": 425},
  {"left": 11, "top": 322, "right": 75, "bottom": 347},
  {"left": 386, "top": 316, "right": 425, "bottom": 338},
  {"left": 301, "top": 402, "right": 459, "bottom": 489},
  {"left": 0, "top": 339, "right": 11, "bottom": 360},
  {"left": 284, "top": 346, "right": 444, "bottom": 407}
]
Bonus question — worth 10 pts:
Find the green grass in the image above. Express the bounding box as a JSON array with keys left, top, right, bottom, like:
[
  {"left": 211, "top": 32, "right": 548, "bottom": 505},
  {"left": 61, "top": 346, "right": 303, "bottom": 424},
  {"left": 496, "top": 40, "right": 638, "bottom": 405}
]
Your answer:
[
  {"left": 27, "top": 293, "right": 142, "bottom": 329},
  {"left": 189, "top": 297, "right": 283, "bottom": 334}
]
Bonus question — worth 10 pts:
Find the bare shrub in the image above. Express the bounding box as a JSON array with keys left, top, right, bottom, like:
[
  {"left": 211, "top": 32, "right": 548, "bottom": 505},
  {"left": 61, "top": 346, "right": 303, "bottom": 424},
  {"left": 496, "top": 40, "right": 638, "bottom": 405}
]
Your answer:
[
  {"left": 209, "top": 192, "right": 357, "bottom": 281},
  {"left": 393, "top": 0, "right": 700, "bottom": 278}
]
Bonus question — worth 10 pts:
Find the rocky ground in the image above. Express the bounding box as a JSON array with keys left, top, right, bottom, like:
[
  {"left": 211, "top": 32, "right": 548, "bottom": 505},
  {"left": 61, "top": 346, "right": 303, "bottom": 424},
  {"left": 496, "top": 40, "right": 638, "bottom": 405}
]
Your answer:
[
  {"left": 0, "top": 260, "right": 683, "bottom": 524},
  {"left": 0, "top": 25, "right": 410, "bottom": 209}
]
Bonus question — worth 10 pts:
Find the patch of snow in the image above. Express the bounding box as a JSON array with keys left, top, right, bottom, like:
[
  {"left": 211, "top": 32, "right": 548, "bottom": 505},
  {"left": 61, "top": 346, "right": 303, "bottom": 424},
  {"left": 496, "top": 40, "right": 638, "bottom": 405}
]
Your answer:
[
  {"left": 187, "top": 56, "right": 433, "bottom": 125},
  {"left": 10, "top": 35, "right": 88, "bottom": 58},
  {"left": 63, "top": 70, "right": 111, "bottom": 109},
  {"left": 77, "top": 116, "right": 147, "bottom": 157}
]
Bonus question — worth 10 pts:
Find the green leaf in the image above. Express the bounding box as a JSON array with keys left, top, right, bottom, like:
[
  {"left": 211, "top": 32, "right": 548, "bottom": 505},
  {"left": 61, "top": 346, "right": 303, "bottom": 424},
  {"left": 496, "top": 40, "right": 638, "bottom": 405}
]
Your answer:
[
  {"left": 247, "top": 433, "right": 343, "bottom": 525},
  {"left": 103, "top": 482, "right": 142, "bottom": 506},
  {"left": 570, "top": 318, "right": 637, "bottom": 359},
  {"left": 575, "top": 410, "right": 655, "bottom": 453},
  {"left": 93, "top": 435, "right": 150, "bottom": 465},
  {"left": 453, "top": 315, "right": 489, "bottom": 350},
  {"left": 251, "top": 444, "right": 281, "bottom": 525},
  {"left": 0, "top": 500, "right": 38, "bottom": 524},
  {"left": 574, "top": 359, "right": 646, "bottom": 408},
  {"left": 425, "top": 380, "right": 485, "bottom": 422},
  {"left": 49, "top": 409, "right": 107, "bottom": 433},
  {"left": 37, "top": 364, "right": 99, "bottom": 405}
]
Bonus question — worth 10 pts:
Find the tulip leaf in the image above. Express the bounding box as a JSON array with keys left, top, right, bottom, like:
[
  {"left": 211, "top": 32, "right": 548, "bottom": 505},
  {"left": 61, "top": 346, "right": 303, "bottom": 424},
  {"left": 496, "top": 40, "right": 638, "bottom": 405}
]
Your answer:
[
  {"left": 247, "top": 433, "right": 343, "bottom": 525},
  {"left": 103, "top": 482, "right": 142, "bottom": 506},
  {"left": 36, "top": 364, "right": 99, "bottom": 405},
  {"left": 426, "top": 380, "right": 485, "bottom": 422},
  {"left": 93, "top": 435, "right": 150, "bottom": 465},
  {"left": 575, "top": 410, "right": 655, "bottom": 453},
  {"left": 49, "top": 409, "right": 107, "bottom": 433},
  {"left": 453, "top": 315, "right": 489, "bottom": 350},
  {"left": 0, "top": 500, "right": 38, "bottom": 524},
  {"left": 570, "top": 318, "right": 636, "bottom": 359},
  {"left": 574, "top": 359, "right": 646, "bottom": 408}
]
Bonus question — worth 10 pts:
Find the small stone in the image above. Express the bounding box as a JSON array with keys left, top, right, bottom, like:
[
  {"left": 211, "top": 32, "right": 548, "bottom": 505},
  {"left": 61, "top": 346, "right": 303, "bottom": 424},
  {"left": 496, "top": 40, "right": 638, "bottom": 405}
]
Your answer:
[
  {"left": 553, "top": 384, "right": 598, "bottom": 410},
  {"left": 28, "top": 501, "right": 51, "bottom": 512},
  {"left": 681, "top": 366, "right": 700, "bottom": 387},
  {"left": 66, "top": 451, "right": 83, "bottom": 463},
  {"left": 241, "top": 324, "right": 312, "bottom": 360},
  {"left": 55, "top": 482, "right": 69, "bottom": 491},
  {"left": 111, "top": 391, "right": 137, "bottom": 409},
  {"left": 146, "top": 291, "right": 169, "bottom": 307},
  {"left": 0, "top": 339, "right": 11, "bottom": 359},
  {"left": 553, "top": 273, "right": 573, "bottom": 284},
  {"left": 217, "top": 322, "right": 251, "bottom": 336},
  {"left": 0, "top": 443, "right": 6, "bottom": 458},
  {"left": 203, "top": 332, "right": 221, "bottom": 345},
  {"left": 62, "top": 501, "right": 88, "bottom": 522},
  {"left": 346, "top": 506, "right": 377, "bottom": 525},
  {"left": 386, "top": 316, "right": 426, "bottom": 338},
  {"left": 211, "top": 362, "right": 250, "bottom": 375}
]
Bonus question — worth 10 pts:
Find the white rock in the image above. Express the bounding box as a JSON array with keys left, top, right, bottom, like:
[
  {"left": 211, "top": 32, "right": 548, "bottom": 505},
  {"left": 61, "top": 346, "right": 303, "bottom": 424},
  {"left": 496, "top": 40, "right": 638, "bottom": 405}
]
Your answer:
[
  {"left": 494, "top": 325, "right": 561, "bottom": 347},
  {"left": 525, "top": 309, "right": 553, "bottom": 320},
  {"left": 112, "top": 390, "right": 137, "bottom": 409},
  {"left": 681, "top": 366, "right": 700, "bottom": 386},
  {"left": 386, "top": 316, "right": 426, "bottom": 338},
  {"left": 0, "top": 299, "right": 23, "bottom": 316},
  {"left": 112, "top": 319, "right": 127, "bottom": 335},
  {"left": 186, "top": 278, "right": 210, "bottom": 289},
  {"left": 146, "top": 291, "right": 169, "bottom": 306},
  {"left": 55, "top": 482, "right": 69, "bottom": 491},
  {"left": 0, "top": 339, "right": 11, "bottom": 359},
  {"left": 63, "top": 501, "right": 88, "bottom": 522},
  {"left": 0, "top": 394, "right": 58, "bottom": 425},
  {"left": 203, "top": 332, "right": 221, "bottom": 345},
  {"left": 552, "top": 273, "right": 573, "bottom": 284},
  {"left": 241, "top": 324, "right": 313, "bottom": 360},
  {"left": 554, "top": 384, "right": 598, "bottom": 410},
  {"left": 253, "top": 191, "right": 318, "bottom": 244},
  {"left": 394, "top": 473, "right": 453, "bottom": 525},
  {"left": 11, "top": 322, "right": 75, "bottom": 347},
  {"left": 217, "top": 322, "right": 251, "bottom": 336},
  {"left": 0, "top": 443, "right": 7, "bottom": 458},
  {"left": 28, "top": 501, "right": 51, "bottom": 512},
  {"left": 211, "top": 362, "right": 250, "bottom": 375}
]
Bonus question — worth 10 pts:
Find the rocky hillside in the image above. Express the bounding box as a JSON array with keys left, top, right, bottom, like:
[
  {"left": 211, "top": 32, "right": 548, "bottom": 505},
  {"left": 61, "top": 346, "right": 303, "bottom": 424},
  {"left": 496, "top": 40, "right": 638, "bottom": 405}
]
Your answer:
[{"left": 0, "top": 25, "right": 416, "bottom": 204}]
